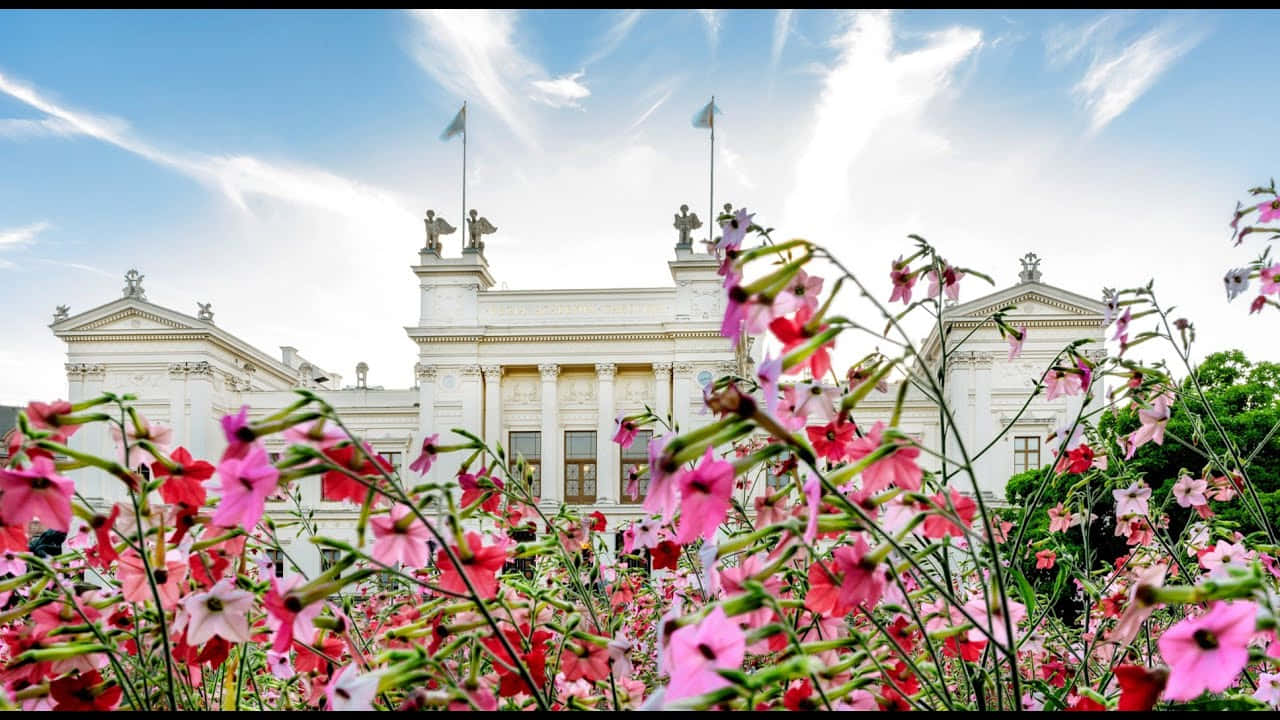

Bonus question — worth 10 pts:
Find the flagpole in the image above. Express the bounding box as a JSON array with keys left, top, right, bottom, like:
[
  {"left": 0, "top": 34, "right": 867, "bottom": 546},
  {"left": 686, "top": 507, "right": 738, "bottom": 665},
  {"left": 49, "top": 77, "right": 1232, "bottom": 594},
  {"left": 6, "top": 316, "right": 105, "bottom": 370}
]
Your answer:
[
  {"left": 461, "top": 101, "right": 467, "bottom": 254},
  {"left": 709, "top": 95, "right": 715, "bottom": 247}
]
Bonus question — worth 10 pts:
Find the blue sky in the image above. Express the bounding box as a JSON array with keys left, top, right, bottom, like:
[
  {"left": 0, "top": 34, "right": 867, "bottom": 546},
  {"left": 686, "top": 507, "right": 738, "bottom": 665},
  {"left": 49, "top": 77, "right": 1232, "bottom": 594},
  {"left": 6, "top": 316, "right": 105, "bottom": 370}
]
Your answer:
[{"left": 1, "top": 9, "right": 1275, "bottom": 403}]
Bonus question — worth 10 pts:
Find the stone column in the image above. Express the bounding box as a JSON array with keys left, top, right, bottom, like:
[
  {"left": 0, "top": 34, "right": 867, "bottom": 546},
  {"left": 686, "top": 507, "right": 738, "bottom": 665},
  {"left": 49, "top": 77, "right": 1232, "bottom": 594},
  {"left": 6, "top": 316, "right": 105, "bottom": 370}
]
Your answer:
[
  {"left": 972, "top": 355, "right": 998, "bottom": 501},
  {"left": 460, "top": 365, "right": 483, "bottom": 446},
  {"left": 595, "top": 363, "right": 617, "bottom": 504},
  {"left": 652, "top": 362, "right": 672, "bottom": 424},
  {"left": 166, "top": 364, "right": 188, "bottom": 452},
  {"left": 65, "top": 365, "right": 103, "bottom": 507},
  {"left": 538, "top": 364, "right": 561, "bottom": 507},
  {"left": 186, "top": 362, "right": 215, "bottom": 462},
  {"left": 672, "top": 363, "right": 695, "bottom": 433},
  {"left": 482, "top": 365, "right": 503, "bottom": 448}
]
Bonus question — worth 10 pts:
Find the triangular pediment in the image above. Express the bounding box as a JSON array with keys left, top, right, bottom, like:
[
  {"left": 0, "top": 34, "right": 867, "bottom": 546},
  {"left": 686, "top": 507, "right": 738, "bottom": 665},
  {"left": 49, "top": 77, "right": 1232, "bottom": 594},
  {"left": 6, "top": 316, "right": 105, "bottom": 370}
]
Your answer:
[
  {"left": 52, "top": 298, "right": 204, "bottom": 334},
  {"left": 945, "top": 282, "right": 1107, "bottom": 322}
]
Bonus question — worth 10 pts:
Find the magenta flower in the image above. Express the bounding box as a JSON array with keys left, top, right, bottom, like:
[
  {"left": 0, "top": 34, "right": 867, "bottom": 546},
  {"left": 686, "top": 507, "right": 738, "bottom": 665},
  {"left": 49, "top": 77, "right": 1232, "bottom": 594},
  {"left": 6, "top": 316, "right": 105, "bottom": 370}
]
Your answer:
[
  {"left": 0, "top": 456, "right": 75, "bottom": 532},
  {"left": 802, "top": 471, "right": 822, "bottom": 544},
  {"left": 675, "top": 447, "right": 734, "bottom": 545},
  {"left": 1260, "top": 263, "right": 1280, "bottom": 296},
  {"left": 1007, "top": 325, "right": 1026, "bottom": 361},
  {"left": 1159, "top": 601, "right": 1258, "bottom": 701},
  {"left": 716, "top": 207, "right": 754, "bottom": 252},
  {"left": 409, "top": 433, "right": 439, "bottom": 475},
  {"left": 773, "top": 269, "right": 823, "bottom": 317},
  {"left": 208, "top": 444, "right": 279, "bottom": 531},
  {"left": 755, "top": 354, "right": 782, "bottom": 418},
  {"left": 964, "top": 594, "right": 1027, "bottom": 647},
  {"left": 220, "top": 405, "right": 254, "bottom": 461},
  {"left": 721, "top": 286, "right": 749, "bottom": 342},
  {"left": 1112, "top": 307, "right": 1132, "bottom": 343},
  {"left": 370, "top": 504, "right": 434, "bottom": 569},
  {"left": 283, "top": 419, "right": 346, "bottom": 450},
  {"left": 833, "top": 535, "right": 887, "bottom": 610},
  {"left": 632, "top": 518, "right": 662, "bottom": 550},
  {"left": 847, "top": 422, "right": 922, "bottom": 493},
  {"left": 1258, "top": 198, "right": 1280, "bottom": 223},
  {"left": 664, "top": 606, "right": 745, "bottom": 702}
]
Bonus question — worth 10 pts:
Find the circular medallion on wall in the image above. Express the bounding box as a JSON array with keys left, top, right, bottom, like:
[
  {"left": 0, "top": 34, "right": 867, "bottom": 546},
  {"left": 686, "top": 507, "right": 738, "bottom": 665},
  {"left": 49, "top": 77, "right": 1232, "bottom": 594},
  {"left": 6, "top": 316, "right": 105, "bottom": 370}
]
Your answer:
[
  {"left": 697, "top": 370, "right": 713, "bottom": 387},
  {"left": 442, "top": 374, "right": 457, "bottom": 390}
]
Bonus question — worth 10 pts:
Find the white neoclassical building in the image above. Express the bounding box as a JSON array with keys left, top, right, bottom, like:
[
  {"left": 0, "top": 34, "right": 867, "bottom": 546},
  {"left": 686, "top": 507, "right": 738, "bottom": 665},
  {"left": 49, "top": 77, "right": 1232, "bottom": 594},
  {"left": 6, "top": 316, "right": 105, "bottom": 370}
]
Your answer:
[{"left": 47, "top": 207, "right": 1105, "bottom": 576}]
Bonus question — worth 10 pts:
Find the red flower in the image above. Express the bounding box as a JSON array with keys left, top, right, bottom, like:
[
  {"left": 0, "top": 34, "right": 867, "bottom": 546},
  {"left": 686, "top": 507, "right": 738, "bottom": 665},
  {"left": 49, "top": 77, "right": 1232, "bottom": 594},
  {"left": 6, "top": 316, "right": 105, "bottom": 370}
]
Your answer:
[
  {"left": 49, "top": 670, "right": 122, "bottom": 711},
  {"left": 804, "top": 559, "right": 853, "bottom": 618},
  {"left": 1067, "top": 694, "right": 1105, "bottom": 711},
  {"left": 88, "top": 504, "right": 121, "bottom": 570},
  {"left": 0, "top": 523, "right": 26, "bottom": 554},
  {"left": 153, "top": 446, "right": 213, "bottom": 508},
  {"left": 321, "top": 444, "right": 393, "bottom": 504},
  {"left": 887, "top": 616, "right": 917, "bottom": 654},
  {"left": 877, "top": 686, "right": 912, "bottom": 711},
  {"left": 806, "top": 420, "right": 855, "bottom": 463},
  {"left": 1054, "top": 444, "right": 1095, "bottom": 475},
  {"left": 921, "top": 488, "right": 977, "bottom": 539},
  {"left": 1115, "top": 664, "right": 1168, "bottom": 711},
  {"left": 481, "top": 624, "right": 551, "bottom": 697},
  {"left": 769, "top": 307, "right": 832, "bottom": 380},
  {"left": 783, "top": 678, "right": 816, "bottom": 711},
  {"left": 943, "top": 635, "right": 985, "bottom": 662},
  {"left": 1035, "top": 549, "right": 1057, "bottom": 570},
  {"left": 588, "top": 511, "right": 606, "bottom": 533},
  {"left": 436, "top": 532, "right": 507, "bottom": 599},
  {"left": 650, "top": 540, "right": 681, "bottom": 571}
]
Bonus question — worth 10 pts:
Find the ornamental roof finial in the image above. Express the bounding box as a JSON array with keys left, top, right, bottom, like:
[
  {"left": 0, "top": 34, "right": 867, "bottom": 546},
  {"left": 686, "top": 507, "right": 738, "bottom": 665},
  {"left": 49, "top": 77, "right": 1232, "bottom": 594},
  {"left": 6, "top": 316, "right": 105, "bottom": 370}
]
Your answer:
[{"left": 1018, "top": 253, "right": 1042, "bottom": 284}]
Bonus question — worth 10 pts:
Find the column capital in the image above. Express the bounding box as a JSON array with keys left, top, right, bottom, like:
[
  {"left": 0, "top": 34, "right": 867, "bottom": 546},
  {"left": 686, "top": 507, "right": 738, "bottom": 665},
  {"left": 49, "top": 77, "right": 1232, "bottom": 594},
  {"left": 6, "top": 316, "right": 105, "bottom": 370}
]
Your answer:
[
  {"left": 67, "top": 362, "right": 106, "bottom": 378},
  {"left": 594, "top": 363, "right": 617, "bottom": 380},
  {"left": 415, "top": 362, "right": 437, "bottom": 381},
  {"left": 482, "top": 364, "right": 504, "bottom": 381},
  {"left": 460, "top": 364, "right": 483, "bottom": 379},
  {"left": 652, "top": 362, "right": 673, "bottom": 376},
  {"left": 538, "top": 363, "right": 561, "bottom": 380},
  {"left": 673, "top": 362, "right": 696, "bottom": 375}
]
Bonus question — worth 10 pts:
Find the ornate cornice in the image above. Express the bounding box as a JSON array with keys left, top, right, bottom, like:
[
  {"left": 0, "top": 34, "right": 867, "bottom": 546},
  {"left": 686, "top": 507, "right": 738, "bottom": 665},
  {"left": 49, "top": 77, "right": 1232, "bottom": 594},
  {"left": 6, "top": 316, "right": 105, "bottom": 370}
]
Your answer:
[
  {"left": 75, "top": 308, "right": 187, "bottom": 332},
  {"left": 414, "top": 362, "right": 437, "bottom": 381},
  {"left": 652, "top": 362, "right": 673, "bottom": 375},
  {"left": 945, "top": 318, "right": 1104, "bottom": 330},
  {"left": 594, "top": 363, "right": 617, "bottom": 380},
  {"left": 408, "top": 330, "right": 725, "bottom": 345},
  {"left": 538, "top": 364, "right": 561, "bottom": 380}
]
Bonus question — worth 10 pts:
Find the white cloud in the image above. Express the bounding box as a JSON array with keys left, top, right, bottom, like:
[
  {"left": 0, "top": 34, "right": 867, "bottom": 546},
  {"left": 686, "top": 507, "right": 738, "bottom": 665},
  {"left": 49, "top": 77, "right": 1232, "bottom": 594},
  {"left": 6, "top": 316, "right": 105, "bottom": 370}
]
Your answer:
[
  {"left": 584, "top": 10, "right": 644, "bottom": 67},
  {"left": 405, "top": 10, "right": 542, "bottom": 148},
  {"left": 0, "top": 220, "right": 50, "bottom": 249},
  {"left": 783, "top": 11, "right": 981, "bottom": 240},
  {"left": 771, "top": 10, "right": 793, "bottom": 72},
  {"left": 1044, "top": 15, "right": 1117, "bottom": 67},
  {"left": 0, "top": 116, "right": 80, "bottom": 140},
  {"left": 1073, "top": 25, "right": 1199, "bottom": 132},
  {"left": 718, "top": 131, "right": 754, "bottom": 190},
  {"left": 697, "top": 9, "right": 722, "bottom": 50},
  {"left": 530, "top": 71, "right": 590, "bottom": 110}
]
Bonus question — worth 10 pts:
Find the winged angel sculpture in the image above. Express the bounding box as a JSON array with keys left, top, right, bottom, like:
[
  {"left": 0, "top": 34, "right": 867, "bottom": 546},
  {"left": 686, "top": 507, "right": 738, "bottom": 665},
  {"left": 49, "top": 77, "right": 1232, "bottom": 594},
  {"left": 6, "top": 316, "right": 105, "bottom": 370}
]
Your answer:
[
  {"left": 423, "top": 209, "right": 456, "bottom": 254},
  {"left": 466, "top": 209, "right": 497, "bottom": 252}
]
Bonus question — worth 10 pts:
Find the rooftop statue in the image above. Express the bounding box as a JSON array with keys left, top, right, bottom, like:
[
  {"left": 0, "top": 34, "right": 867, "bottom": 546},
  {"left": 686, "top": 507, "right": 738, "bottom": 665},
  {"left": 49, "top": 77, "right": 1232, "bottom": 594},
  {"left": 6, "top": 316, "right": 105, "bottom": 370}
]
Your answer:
[
  {"left": 673, "top": 204, "right": 702, "bottom": 249},
  {"left": 466, "top": 209, "right": 497, "bottom": 252},
  {"left": 423, "top": 209, "right": 455, "bottom": 255}
]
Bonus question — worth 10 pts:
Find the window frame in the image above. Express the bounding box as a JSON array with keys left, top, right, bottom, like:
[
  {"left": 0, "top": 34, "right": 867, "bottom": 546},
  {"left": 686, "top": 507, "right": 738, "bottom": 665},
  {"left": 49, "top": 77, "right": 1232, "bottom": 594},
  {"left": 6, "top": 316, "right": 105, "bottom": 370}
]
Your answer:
[
  {"left": 1013, "top": 435, "right": 1041, "bottom": 474},
  {"left": 320, "top": 548, "right": 341, "bottom": 574},
  {"left": 564, "top": 430, "right": 598, "bottom": 504},
  {"left": 509, "top": 430, "right": 542, "bottom": 498},
  {"left": 619, "top": 429, "right": 653, "bottom": 504}
]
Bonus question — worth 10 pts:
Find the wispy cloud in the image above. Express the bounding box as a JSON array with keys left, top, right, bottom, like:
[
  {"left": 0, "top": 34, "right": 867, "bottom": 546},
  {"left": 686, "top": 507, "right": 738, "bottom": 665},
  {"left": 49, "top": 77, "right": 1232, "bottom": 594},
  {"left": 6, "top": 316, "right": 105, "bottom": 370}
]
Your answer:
[
  {"left": 1044, "top": 15, "right": 1117, "bottom": 67},
  {"left": 771, "top": 10, "right": 794, "bottom": 73},
  {"left": 0, "top": 116, "right": 80, "bottom": 140},
  {"left": 697, "top": 10, "right": 722, "bottom": 50},
  {"left": 0, "top": 220, "right": 50, "bottom": 249},
  {"left": 583, "top": 10, "right": 644, "bottom": 67},
  {"left": 30, "top": 256, "right": 114, "bottom": 279},
  {"left": 1072, "top": 25, "right": 1200, "bottom": 132},
  {"left": 783, "top": 11, "right": 981, "bottom": 239},
  {"left": 0, "top": 69, "right": 415, "bottom": 229},
  {"left": 627, "top": 81, "right": 678, "bottom": 133},
  {"left": 531, "top": 71, "right": 590, "bottom": 110},
  {"left": 717, "top": 131, "right": 754, "bottom": 190}
]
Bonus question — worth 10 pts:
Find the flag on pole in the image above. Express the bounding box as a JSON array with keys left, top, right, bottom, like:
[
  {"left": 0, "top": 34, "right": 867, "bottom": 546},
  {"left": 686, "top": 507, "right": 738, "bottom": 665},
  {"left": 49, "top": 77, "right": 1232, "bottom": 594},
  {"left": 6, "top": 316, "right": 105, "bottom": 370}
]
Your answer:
[
  {"left": 440, "top": 104, "right": 466, "bottom": 141},
  {"left": 691, "top": 98, "right": 721, "bottom": 129}
]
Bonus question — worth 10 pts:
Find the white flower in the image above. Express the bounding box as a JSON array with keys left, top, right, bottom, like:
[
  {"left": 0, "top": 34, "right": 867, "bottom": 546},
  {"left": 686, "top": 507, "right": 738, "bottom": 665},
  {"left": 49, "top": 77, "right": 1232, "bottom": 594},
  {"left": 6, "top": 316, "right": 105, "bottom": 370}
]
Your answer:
[
  {"left": 1171, "top": 474, "right": 1207, "bottom": 508},
  {"left": 1224, "top": 267, "right": 1251, "bottom": 301}
]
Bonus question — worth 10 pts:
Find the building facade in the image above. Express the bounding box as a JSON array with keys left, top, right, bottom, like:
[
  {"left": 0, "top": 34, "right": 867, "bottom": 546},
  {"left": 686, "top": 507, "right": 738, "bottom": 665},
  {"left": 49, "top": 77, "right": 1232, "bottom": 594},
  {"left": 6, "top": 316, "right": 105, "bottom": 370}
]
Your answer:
[{"left": 47, "top": 208, "right": 1105, "bottom": 576}]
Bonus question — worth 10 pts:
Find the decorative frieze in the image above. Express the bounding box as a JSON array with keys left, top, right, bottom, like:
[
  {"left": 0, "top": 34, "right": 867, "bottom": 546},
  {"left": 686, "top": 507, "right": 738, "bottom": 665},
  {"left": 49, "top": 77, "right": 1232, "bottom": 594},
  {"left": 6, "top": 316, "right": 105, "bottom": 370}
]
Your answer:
[
  {"left": 673, "top": 362, "right": 696, "bottom": 375},
  {"left": 481, "top": 365, "right": 504, "bottom": 381},
  {"left": 167, "top": 361, "right": 212, "bottom": 377},
  {"left": 594, "top": 363, "right": 617, "bottom": 380},
  {"left": 460, "top": 365, "right": 483, "bottom": 379},
  {"left": 538, "top": 364, "right": 561, "bottom": 380},
  {"left": 652, "top": 362, "right": 673, "bottom": 377},
  {"left": 65, "top": 363, "right": 106, "bottom": 378},
  {"left": 414, "top": 362, "right": 437, "bottom": 381}
]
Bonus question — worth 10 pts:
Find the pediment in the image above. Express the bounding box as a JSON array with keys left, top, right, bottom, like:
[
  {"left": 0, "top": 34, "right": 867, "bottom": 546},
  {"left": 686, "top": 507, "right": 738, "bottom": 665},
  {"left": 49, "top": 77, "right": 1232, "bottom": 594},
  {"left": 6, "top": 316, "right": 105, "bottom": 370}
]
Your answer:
[
  {"left": 947, "top": 282, "right": 1106, "bottom": 322},
  {"left": 53, "top": 300, "right": 203, "bottom": 334}
]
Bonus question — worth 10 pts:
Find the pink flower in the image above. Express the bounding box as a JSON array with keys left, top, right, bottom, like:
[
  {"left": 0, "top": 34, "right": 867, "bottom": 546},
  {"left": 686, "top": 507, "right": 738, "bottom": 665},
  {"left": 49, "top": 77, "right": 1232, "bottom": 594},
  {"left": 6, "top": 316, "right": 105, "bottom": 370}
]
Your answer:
[
  {"left": 1200, "top": 540, "right": 1253, "bottom": 578},
  {"left": 181, "top": 578, "right": 254, "bottom": 645},
  {"left": 208, "top": 444, "right": 280, "bottom": 531},
  {"left": 1047, "top": 503, "right": 1077, "bottom": 533},
  {"left": 1125, "top": 392, "right": 1173, "bottom": 459},
  {"left": 632, "top": 518, "right": 662, "bottom": 550},
  {"left": 267, "top": 649, "right": 295, "bottom": 680},
  {"left": 889, "top": 257, "right": 916, "bottom": 305},
  {"left": 1261, "top": 263, "right": 1280, "bottom": 296},
  {"left": 926, "top": 264, "right": 964, "bottom": 301},
  {"left": 833, "top": 535, "right": 887, "bottom": 611},
  {"left": 325, "top": 664, "right": 381, "bottom": 711},
  {"left": 664, "top": 607, "right": 745, "bottom": 702},
  {"left": 1113, "top": 306, "right": 1132, "bottom": 343},
  {"left": 755, "top": 354, "right": 783, "bottom": 418},
  {"left": 1034, "top": 549, "right": 1056, "bottom": 569},
  {"left": 773, "top": 269, "right": 823, "bottom": 317},
  {"left": 612, "top": 414, "right": 640, "bottom": 450},
  {"left": 1159, "top": 601, "right": 1258, "bottom": 701},
  {"left": 1258, "top": 198, "right": 1280, "bottom": 223},
  {"left": 24, "top": 400, "right": 77, "bottom": 435},
  {"left": 1043, "top": 368, "right": 1083, "bottom": 401},
  {"left": 283, "top": 419, "right": 346, "bottom": 450},
  {"left": 643, "top": 432, "right": 680, "bottom": 523},
  {"left": 1172, "top": 474, "right": 1207, "bottom": 508},
  {"left": 109, "top": 412, "right": 173, "bottom": 467},
  {"left": 370, "top": 504, "right": 434, "bottom": 569},
  {"left": 264, "top": 574, "right": 323, "bottom": 652},
  {"left": 409, "top": 433, "right": 439, "bottom": 475},
  {"left": 847, "top": 422, "right": 922, "bottom": 493},
  {"left": 675, "top": 447, "right": 734, "bottom": 545},
  {"left": 0, "top": 456, "right": 75, "bottom": 532},
  {"left": 964, "top": 594, "right": 1027, "bottom": 647},
  {"left": 1113, "top": 481, "right": 1152, "bottom": 519},
  {"left": 117, "top": 548, "right": 189, "bottom": 611},
  {"left": 802, "top": 472, "right": 822, "bottom": 544},
  {"left": 716, "top": 207, "right": 754, "bottom": 252},
  {"left": 1007, "top": 326, "right": 1026, "bottom": 361}
]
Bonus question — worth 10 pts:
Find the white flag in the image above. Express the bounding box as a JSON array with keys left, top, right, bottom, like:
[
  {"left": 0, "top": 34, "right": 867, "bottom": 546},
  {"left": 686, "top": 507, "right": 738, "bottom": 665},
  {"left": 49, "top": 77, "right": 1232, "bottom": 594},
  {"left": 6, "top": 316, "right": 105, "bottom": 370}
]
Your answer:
[{"left": 691, "top": 98, "right": 721, "bottom": 129}]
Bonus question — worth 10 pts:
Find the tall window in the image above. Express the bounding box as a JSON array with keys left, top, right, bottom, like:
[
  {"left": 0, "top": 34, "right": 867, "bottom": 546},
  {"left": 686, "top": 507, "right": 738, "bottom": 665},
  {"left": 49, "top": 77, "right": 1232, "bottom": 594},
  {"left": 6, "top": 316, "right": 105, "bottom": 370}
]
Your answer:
[
  {"left": 1013, "top": 436, "right": 1041, "bottom": 474},
  {"left": 320, "top": 548, "right": 341, "bottom": 574},
  {"left": 565, "top": 431, "right": 597, "bottom": 504},
  {"left": 267, "top": 549, "right": 285, "bottom": 578},
  {"left": 620, "top": 429, "right": 652, "bottom": 504},
  {"left": 378, "top": 451, "right": 402, "bottom": 473},
  {"left": 509, "top": 431, "right": 542, "bottom": 498}
]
